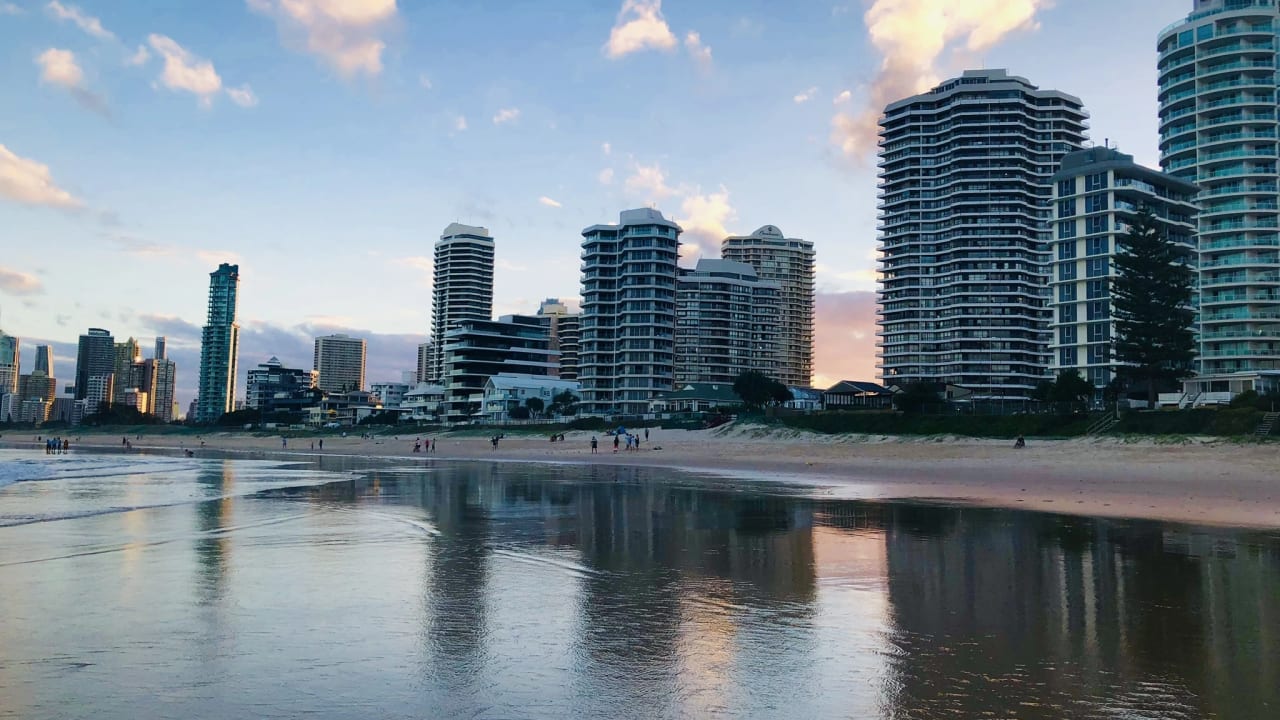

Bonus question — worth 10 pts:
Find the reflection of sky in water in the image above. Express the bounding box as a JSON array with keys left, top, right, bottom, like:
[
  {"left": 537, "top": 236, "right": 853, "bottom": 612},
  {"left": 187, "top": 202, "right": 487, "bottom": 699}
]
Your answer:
[{"left": 0, "top": 450, "right": 1276, "bottom": 719}]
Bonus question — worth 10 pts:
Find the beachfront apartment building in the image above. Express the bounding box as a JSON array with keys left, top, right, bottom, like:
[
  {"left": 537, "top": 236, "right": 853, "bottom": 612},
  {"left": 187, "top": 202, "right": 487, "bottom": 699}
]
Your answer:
[
  {"left": 721, "top": 225, "right": 815, "bottom": 388},
  {"left": 675, "top": 259, "right": 781, "bottom": 386},
  {"left": 578, "top": 208, "right": 681, "bottom": 416},
  {"left": 537, "top": 298, "right": 581, "bottom": 381},
  {"left": 146, "top": 357, "right": 177, "bottom": 422},
  {"left": 246, "top": 357, "right": 317, "bottom": 411},
  {"left": 33, "top": 344, "right": 52, "bottom": 376},
  {"left": 1159, "top": 0, "right": 1280, "bottom": 399},
  {"left": 195, "top": 263, "right": 241, "bottom": 423},
  {"left": 0, "top": 330, "right": 17, "bottom": 396},
  {"left": 74, "top": 328, "right": 114, "bottom": 401},
  {"left": 313, "top": 334, "right": 367, "bottom": 393},
  {"left": 877, "top": 69, "right": 1089, "bottom": 398},
  {"left": 430, "top": 223, "right": 495, "bottom": 384},
  {"left": 1048, "top": 147, "right": 1200, "bottom": 394},
  {"left": 440, "top": 315, "right": 557, "bottom": 423}
]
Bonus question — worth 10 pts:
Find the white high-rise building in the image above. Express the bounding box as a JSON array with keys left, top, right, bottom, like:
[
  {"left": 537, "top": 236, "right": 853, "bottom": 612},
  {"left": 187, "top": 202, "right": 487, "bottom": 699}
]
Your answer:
[
  {"left": 877, "top": 69, "right": 1089, "bottom": 398},
  {"left": 430, "top": 223, "right": 495, "bottom": 384},
  {"left": 314, "top": 334, "right": 367, "bottom": 393},
  {"left": 578, "top": 208, "right": 681, "bottom": 416},
  {"left": 195, "top": 263, "right": 240, "bottom": 423},
  {"left": 1048, "top": 147, "right": 1200, "bottom": 395},
  {"left": 1159, "top": 0, "right": 1280, "bottom": 395},
  {"left": 537, "top": 298, "right": 580, "bottom": 381},
  {"left": 675, "top": 259, "right": 780, "bottom": 386},
  {"left": 721, "top": 226, "right": 815, "bottom": 388},
  {"left": 0, "top": 329, "right": 18, "bottom": 396}
]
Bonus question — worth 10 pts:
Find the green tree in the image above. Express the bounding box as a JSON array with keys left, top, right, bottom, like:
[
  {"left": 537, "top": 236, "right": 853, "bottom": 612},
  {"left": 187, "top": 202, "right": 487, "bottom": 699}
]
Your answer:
[
  {"left": 525, "top": 396, "right": 545, "bottom": 418},
  {"left": 1049, "top": 370, "right": 1094, "bottom": 404},
  {"left": 509, "top": 406, "right": 531, "bottom": 420},
  {"left": 1111, "top": 207, "right": 1197, "bottom": 407},
  {"left": 892, "top": 382, "right": 940, "bottom": 414},
  {"left": 733, "top": 370, "right": 788, "bottom": 410},
  {"left": 548, "top": 390, "right": 578, "bottom": 417}
]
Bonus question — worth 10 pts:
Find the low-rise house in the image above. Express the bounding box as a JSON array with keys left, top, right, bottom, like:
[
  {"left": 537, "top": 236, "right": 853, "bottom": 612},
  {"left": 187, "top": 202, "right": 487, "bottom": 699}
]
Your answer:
[
  {"left": 823, "top": 381, "right": 893, "bottom": 410},
  {"left": 402, "top": 383, "right": 446, "bottom": 422},
  {"left": 482, "top": 373, "right": 580, "bottom": 423},
  {"left": 649, "top": 383, "right": 740, "bottom": 414}
]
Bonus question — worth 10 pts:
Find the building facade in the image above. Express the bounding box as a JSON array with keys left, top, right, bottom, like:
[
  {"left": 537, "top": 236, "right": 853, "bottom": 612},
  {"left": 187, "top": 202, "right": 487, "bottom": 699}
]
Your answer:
[
  {"left": 416, "top": 341, "right": 432, "bottom": 384},
  {"left": 675, "top": 259, "right": 781, "bottom": 385},
  {"left": 877, "top": 69, "right": 1089, "bottom": 398},
  {"left": 195, "top": 263, "right": 241, "bottom": 423},
  {"left": 481, "top": 373, "right": 580, "bottom": 423},
  {"left": 721, "top": 225, "right": 815, "bottom": 388},
  {"left": 537, "top": 298, "right": 581, "bottom": 381},
  {"left": 113, "top": 338, "right": 142, "bottom": 405},
  {"left": 146, "top": 357, "right": 177, "bottom": 422},
  {"left": 1049, "top": 147, "right": 1200, "bottom": 393},
  {"left": 578, "top": 208, "right": 682, "bottom": 416},
  {"left": 17, "top": 371, "right": 57, "bottom": 423},
  {"left": 74, "top": 328, "right": 114, "bottom": 401},
  {"left": 246, "top": 356, "right": 316, "bottom": 411},
  {"left": 430, "top": 223, "right": 495, "bottom": 383},
  {"left": 314, "top": 334, "right": 367, "bottom": 393},
  {"left": 370, "top": 381, "right": 410, "bottom": 408},
  {"left": 440, "top": 315, "right": 556, "bottom": 423},
  {"left": 33, "top": 344, "right": 52, "bottom": 376},
  {"left": 0, "top": 330, "right": 17, "bottom": 396},
  {"left": 1159, "top": 0, "right": 1280, "bottom": 389}
]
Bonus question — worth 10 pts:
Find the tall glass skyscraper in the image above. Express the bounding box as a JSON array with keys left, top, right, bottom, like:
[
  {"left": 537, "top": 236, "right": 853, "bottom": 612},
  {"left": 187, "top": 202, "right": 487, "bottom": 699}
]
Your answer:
[
  {"left": 195, "top": 263, "right": 240, "bottom": 423},
  {"left": 430, "top": 223, "right": 495, "bottom": 384},
  {"left": 877, "top": 69, "right": 1088, "bottom": 398},
  {"left": 1159, "top": 0, "right": 1280, "bottom": 391}
]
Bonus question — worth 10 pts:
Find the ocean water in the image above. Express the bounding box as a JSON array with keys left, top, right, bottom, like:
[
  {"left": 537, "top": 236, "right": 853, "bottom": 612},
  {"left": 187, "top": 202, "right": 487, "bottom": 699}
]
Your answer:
[{"left": 0, "top": 448, "right": 1277, "bottom": 719}]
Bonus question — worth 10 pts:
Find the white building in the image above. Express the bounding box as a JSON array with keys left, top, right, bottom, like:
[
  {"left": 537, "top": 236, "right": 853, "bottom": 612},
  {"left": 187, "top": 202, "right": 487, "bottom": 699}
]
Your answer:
[
  {"left": 430, "top": 223, "right": 495, "bottom": 383},
  {"left": 481, "top": 373, "right": 580, "bottom": 423},
  {"left": 1159, "top": 0, "right": 1280, "bottom": 398},
  {"left": 877, "top": 69, "right": 1089, "bottom": 399},
  {"left": 370, "top": 381, "right": 410, "bottom": 408},
  {"left": 313, "top": 334, "right": 366, "bottom": 393},
  {"left": 1049, "top": 147, "right": 1200, "bottom": 395},
  {"left": 401, "top": 382, "right": 446, "bottom": 422},
  {"left": 675, "top": 259, "right": 780, "bottom": 385},
  {"left": 0, "top": 330, "right": 18, "bottom": 396},
  {"left": 721, "top": 225, "right": 815, "bottom": 388},
  {"left": 579, "top": 208, "right": 681, "bottom": 416},
  {"left": 537, "top": 298, "right": 580, "bottom": 381}
]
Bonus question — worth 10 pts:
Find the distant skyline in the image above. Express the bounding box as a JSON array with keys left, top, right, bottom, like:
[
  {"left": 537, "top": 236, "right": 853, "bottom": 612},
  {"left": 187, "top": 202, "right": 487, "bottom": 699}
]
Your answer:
[{"left": 2, "top": 0, "right": 1180, "bottom": 406}]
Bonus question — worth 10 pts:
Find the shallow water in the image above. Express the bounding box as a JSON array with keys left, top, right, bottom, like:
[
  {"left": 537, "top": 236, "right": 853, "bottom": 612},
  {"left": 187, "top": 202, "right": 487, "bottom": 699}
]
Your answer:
[{"left": 0, "top": 449, "right": 1277, "bottom": 719}]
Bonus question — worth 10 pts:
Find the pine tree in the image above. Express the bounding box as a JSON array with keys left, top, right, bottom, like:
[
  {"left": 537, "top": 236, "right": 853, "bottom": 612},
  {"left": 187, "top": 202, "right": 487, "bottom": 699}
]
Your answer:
[{"left": 1111, "top": 206, "right": 1197, "bottom": 407}]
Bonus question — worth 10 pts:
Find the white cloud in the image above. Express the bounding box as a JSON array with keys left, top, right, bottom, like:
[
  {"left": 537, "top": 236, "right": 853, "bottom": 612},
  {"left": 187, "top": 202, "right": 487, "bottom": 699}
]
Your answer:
[
  {"left": 684, "top": 30, "right": 711, "bottom": 67},
  {"left": 248, "top": 0, "right": 397, "bottom": 78},
  {"left": 677, "top": 186, "right": 735, "bottom": 261},
  {"left": 148, "top": 34, "right": 223, "bottom": 107},
  {"left": 227, "top": 84, "right": 258, "bottom": 107},
  {"left": 624, "top": 162, "right": 677, "bottom": 201},
  {"left": 793, "top": 86, "right": 818, "bottom": 104},
  {"left": 0, "top": 267, "right": 44, "bottom": 296},
  {"left": 125, "top": 45, "right": 150, "bottom": 67},
  {"left": 45, "top": 1, "right": 114, "bottom": 40},
  {"left": 601, "top": 141, "right": 612, "bottom": 155},
  {"left": 453, "top": 115, "right": 468, "bottom": 132},
  {"left": 1, "top": 2, "right": 23, "bottom": 15},
  {"left": 36, "top": 47, "right": 82, "bottom": 87},
  {"left": 492, "top": 107, "right": 520, "bottom": 125},
  {"left": 833, "top": 89, "right": 852, "bottom": 105},
  {"left": 832, "top": 0, "right": 1051, "bottom": 160},
  {"left": 597, "top": 167, "right": 615, "bottom": 185},
  {"left": 418, "top": 72, "right": 432, "bottom": 89},
  {"left": 604, "top": 0, "right": 677, "bottom": 58},
  {"left": 0, "top": 143, "right": 82, "bottom": 209},
  {"left": 538, "top": 196, "right": 562, "bottom": 208}
]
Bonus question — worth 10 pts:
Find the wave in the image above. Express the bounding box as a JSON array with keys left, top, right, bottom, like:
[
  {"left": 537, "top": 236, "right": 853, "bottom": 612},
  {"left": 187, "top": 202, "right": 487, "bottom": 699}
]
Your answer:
[{"left": 0, "top": 452, "right": 198, "bottom": 490}]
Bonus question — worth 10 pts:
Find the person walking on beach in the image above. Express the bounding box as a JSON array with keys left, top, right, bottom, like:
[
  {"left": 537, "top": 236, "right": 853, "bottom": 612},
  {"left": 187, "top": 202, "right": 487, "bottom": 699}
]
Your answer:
[
  {"left": 644, "top": 428, "right": 649, "bottom": 441},
  {"left": 613, "top": 434, "right": 619, "bottom": 453},
  {"left": 318, "top": 439, "right": 323, "bottom": 450},
  {"left": 281, "top": 437, "right": 287, "bottom": 449},
  {"left": 430, "top": 438, "right": 436, "bottom": 453},
  {"left": 590, "top": 436, "right": 598, "bottom": 454}
]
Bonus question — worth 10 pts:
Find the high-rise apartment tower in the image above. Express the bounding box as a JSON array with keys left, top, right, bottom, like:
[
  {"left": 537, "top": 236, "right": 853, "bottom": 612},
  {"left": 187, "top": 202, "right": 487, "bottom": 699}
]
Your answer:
[
  {"left": 195, "top": 263, "right": 240, "bottom": 423},
  {"left": 430, "top": 223, "right": 495, "bottom": 383}
]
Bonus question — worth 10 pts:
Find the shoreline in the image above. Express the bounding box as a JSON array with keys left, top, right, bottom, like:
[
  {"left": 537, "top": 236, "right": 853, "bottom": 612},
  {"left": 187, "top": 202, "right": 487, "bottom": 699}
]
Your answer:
[{"left": 3, "top": 425, "right": 1279, "bottom": 529}]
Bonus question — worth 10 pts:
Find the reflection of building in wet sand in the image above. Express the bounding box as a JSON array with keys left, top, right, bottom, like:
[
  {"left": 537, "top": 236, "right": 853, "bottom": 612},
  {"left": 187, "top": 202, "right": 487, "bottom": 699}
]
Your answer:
[{"left": 880, "top": 507, "right": 1280, "bottom": 718}]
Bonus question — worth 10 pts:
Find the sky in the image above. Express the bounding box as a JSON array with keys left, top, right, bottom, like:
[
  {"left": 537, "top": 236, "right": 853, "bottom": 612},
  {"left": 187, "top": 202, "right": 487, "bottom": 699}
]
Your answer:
[{"left": 0, "top": 0, "right": 1185, "bottom": 409}]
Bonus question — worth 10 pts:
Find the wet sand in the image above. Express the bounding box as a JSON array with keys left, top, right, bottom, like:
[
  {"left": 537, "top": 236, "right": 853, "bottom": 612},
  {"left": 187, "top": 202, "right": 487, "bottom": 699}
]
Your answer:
[{"left": 7, "top": 425, "right": 1280, "bottom": 528}]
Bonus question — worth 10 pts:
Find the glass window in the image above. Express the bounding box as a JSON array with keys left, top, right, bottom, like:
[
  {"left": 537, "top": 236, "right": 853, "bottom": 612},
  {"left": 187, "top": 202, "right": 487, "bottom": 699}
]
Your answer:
[
  {"left": 1058, "top": 241, "right": 1077, "bottom": 260},
  {"left": 1086, "top": 216, "right": 1108, "bottom": 234},
  {"left": 1088, "top": 345, "right": 1109, "bottom": 365},
  {"left": 1058, "top": 262, "right": 1078, "bottom": 281},
  {"left": 1087, "top": 237, "right": 1109, "bottom": 256},
  {"left": 1085, "top": 193, "right": 1108, "bottom": 213},
  {"left": 1088, "top": 300, "right": 1110, "bottom": 320},
  {"left": 1059, "top": 326, "right": 1077, "bottom": 344},
  {"left": 1085, "top": 173, "right": 1108, "bottom": 192},
  {"left": 1057, "top": 178, "right": 1077, "bottom": 197},
  {"left": 1087, "top": 279, "right": 1109, "bottom": 299},
  {"left": 1058, "top": 199, "right": 1077, "bottom": 218},
  {"left": 1059, "top": 284, "right": 1078, "bottom": 302},
  {"left": 1059, "top": 347, "right": 1076, "bottom": 368},
  {"left": 1058, "top": 221, "right": 1077, "bottom": 239},
  {"left": 1088, "top": 322, "right": 1110, "bottom": 342},
  {"left": 1178, "top": 30, "right": 1192, "bottom": 47},
  {"left": 1197, "top": 24, "right": 1213, "bottom": 41},
  {"left": 1087, "top": 257, "right": 1110, "bottom": 277},
  {"left": 1060, "top": 303, "right": 1078, "bottom": 323}
]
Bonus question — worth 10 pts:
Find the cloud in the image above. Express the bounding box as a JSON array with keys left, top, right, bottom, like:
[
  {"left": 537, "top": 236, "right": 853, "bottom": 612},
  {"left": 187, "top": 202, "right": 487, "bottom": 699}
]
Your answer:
[
  {"left": 248, "top": 0, "right": 398, "bottom": 78},
  {"left": 0, "top": 143, "right": 82, "bottom": 209},
  {"left": 601, "top": 142, "right": 612, "bottom": 155},
  {"left": 492, "top": 107, "right": 520, "bottom": 125},
  {"left": 813, "top": 290, "right": 878, "bottom": 389},
  {"left": 538, "top": 196, "right": 562, "bottom": 208},
  {"left": 833, "top": 89, "right": 851, "bottom": 105},
  {"left": 148, "top": 34, "right": 223, "bottom": 107},
  {"left": 597, "top": 167, "right": 615, "bottom": 185},
  {"left": 46, "top": 1, "right": 114, "bottom": 41},
  {"left": 1, "top": 2, "right": 23, "bottom": 14},
  {"left": 831, "top": 0, "right": 1050, "bottom": 160},
  {"left": 793, "top": 86, "right": 818, "bottom": 104},
  {"left": 226, "top": 84, "right": 258, "bottom": 107},
  {"left": 125, "top": 45, "right": 150, "bottom": 66},
  {"left": 453, "top": 115, "right": 468, "bottom": 132},
  {"left": 683, "top": 30, "right": 711, "bottom": 68},
  {"left": 0, "top": 267, "right": 44, "bottom": 296},
  {"left": 624, "top": 162, "right": 678, "bottom": 201},
  {"left": 418, "top": 72, "right": 432, "bottom": 89},
  {"left": 104, "top": 232, "right": 176, "bottom": 257},
  {"left": 676, "top": 186, "right": 734, "bottom": 261},
  {"left": 604, "top": 0, "right": 677, "bottom": 58},
  {"left": 35, "top": 47, "right": 108, "bottom": 115}
]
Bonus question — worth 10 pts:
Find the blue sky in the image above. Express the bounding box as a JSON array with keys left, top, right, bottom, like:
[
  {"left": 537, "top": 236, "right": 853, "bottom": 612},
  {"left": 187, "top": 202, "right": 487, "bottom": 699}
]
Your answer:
[{"left": 1, "top": 0, "right": 1182, "bottom": 407}]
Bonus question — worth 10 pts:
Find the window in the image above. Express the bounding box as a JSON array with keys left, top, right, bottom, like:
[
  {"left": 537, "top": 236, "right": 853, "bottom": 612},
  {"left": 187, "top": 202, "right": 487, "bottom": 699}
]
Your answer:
[
  {"left": 1087, "top": 279, "right": 1109, "bottom": 299},
  {"left": 1085, "top": 193, "right": 1108, "bottom": 213},
  {"left": 1059, "top": 303, "right": 1078, "bottom": 323},
  {"left": 1086, "top": 216, "right": 1108, "bottom": 234},
  {"left": 1197, "top": 24, "right": 1213, "bottom": 41},
  {"left": 1057, "top": 221, "right": 1077, "bottom": 239},
  {"left": 1057, "top": 241, "right": 1077, "bottom": 260},
  {"left": 1058, "top": 262, "right": 1078, "bottom": 281},
  {"left": 1086, "top": 237, "right": 1108, "bottom": 256},
  {"left": 1057, "top": 178, "right": 1077, "bottom": 197},
  {"left": 1088, "top": 345, "right": 1109, "bottom": 365},
  {"left": 1059, "top": 284, "right": 1078, "bottom": 302},
  {"left": 1058, "top": 326, "right": 1077, "bottom": 344},
  {"left": 1178, "top": 30, "right": 1192, "bottom": 47},
  {"left": 1088, "top": 367, "right": 1109, "bottom": 387},
  {"left": 1057, "top": 199, "right": 1077, "bottom": 218},
  {"left": 1085, "top": 172, "right": 1108, "bottom": 192},
  {"left": 1086, "top": 257, "right": 1110, "bottom": 277},
  {"left": 1088, "top": 322, "right": 1109, "bottom": 342},
  {"left": 1059, "top": 347, "right": 1076, "bottom": 368},
  {"left": 1088, "top": 300, "right": 1110, "bottom": 320}
]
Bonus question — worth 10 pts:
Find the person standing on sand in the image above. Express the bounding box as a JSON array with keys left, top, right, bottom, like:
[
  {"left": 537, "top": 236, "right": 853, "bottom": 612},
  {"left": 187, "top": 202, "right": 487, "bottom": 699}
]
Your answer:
[
  {"left": 590, "top": 436, "right": 598, "bottom": 454},
  {"left": 310, "top": 441, "right": 314, "bottom": 450},
  {"left": 613, "top": 434, "right": 619, "bottom": 453},
  {"left": 318, "top": 439, "right": 323, "bottom": 450},
  {"left": 644, "top": 428, "right": 649, "bottom": 441},
  {"left": 282, "top": 437, "right": 287, "bottom": 449}
]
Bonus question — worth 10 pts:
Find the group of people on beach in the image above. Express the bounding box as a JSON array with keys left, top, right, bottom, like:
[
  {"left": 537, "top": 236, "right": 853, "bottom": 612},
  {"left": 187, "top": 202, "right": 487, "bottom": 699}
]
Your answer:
[
  {"left": 412, "top": 438, "right": 436, "bottom": 453},
  {"left": 43, "top": 437, "right": 70, "bottom": 454}
]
